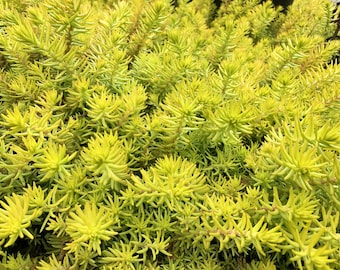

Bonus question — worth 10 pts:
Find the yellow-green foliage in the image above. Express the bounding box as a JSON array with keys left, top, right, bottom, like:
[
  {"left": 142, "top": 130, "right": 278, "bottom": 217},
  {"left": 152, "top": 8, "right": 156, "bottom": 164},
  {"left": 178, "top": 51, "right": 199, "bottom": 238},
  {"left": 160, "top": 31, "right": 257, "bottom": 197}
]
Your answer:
[{"left": 0, "top": 0, "right": 339, "bottom": 269}]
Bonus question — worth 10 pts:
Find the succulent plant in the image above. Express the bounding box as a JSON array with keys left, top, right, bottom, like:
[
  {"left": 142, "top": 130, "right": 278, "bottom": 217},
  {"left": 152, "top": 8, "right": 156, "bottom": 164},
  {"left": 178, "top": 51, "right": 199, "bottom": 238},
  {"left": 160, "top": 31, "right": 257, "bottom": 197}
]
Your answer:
[{"left": 0, "top": 0, "right": 339, "bottom": 269}]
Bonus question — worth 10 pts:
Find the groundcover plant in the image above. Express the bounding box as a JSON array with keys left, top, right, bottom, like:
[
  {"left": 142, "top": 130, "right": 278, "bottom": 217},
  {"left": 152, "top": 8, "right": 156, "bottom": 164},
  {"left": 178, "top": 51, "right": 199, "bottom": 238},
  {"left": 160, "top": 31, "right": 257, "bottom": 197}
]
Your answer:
[{"left": 0, "top": 0, "right": 339, "bottom": 269}]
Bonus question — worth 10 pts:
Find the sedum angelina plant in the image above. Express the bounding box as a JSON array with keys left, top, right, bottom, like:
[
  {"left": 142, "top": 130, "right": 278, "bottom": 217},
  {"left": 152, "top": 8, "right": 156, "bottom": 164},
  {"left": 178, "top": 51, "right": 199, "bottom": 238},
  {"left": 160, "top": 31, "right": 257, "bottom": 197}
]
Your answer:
[{"left": 0, "top": 0, "right": 339, "bottom": 269}]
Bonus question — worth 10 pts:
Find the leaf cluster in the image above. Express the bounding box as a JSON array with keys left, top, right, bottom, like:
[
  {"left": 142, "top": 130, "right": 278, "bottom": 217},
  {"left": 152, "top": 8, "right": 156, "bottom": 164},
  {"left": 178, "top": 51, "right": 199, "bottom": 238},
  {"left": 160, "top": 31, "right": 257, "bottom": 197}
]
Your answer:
[{"left": 0, "top": 0, "right": 339, "bottom": 269}]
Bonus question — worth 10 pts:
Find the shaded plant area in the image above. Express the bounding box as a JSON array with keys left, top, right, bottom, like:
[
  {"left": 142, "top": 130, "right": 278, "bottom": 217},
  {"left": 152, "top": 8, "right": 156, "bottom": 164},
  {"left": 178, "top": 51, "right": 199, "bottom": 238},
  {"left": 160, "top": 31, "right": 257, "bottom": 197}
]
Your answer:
[{"left": 0, "top": 0, "right": 339, "bottom": 269}]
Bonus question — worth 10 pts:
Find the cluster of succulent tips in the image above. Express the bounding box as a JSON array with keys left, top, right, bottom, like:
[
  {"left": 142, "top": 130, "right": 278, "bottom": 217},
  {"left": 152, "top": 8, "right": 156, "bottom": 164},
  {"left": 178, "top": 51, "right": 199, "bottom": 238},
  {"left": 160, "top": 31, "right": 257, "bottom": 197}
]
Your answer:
[{"left": 0, "top": 0, "right": 339, "bottom": 269}]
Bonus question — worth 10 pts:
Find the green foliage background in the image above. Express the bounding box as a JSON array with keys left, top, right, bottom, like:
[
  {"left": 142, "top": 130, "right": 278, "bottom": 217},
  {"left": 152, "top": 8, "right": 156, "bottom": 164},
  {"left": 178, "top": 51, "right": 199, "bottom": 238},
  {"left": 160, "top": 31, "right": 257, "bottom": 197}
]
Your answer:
[{"left": 0, "top": 0, "right": 339, "bottom": 269}]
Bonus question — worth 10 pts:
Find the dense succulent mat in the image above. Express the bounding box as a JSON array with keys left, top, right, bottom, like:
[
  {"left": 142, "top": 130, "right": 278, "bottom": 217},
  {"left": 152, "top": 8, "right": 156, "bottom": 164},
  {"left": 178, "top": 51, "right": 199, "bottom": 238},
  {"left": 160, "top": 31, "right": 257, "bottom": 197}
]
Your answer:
[{"left": 0, "top": 0, "right": 339, "bottom": 269}]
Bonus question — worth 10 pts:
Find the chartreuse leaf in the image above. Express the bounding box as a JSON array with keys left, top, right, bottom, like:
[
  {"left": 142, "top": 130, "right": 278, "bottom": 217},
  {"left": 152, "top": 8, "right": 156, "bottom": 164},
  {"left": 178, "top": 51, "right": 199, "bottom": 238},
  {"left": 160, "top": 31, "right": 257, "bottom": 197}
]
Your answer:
[
  {"left": 0, "top": 0, "right": 339, "bottom": 269},
  {"left": 0, "top": 193, "right": 42, "bottom": 247},
  {"left": 1, "top": 253, "right": 33, "bottom": 269},
  {"left": 127, "top": 156, "right": 209, "bottom": 210},
  {"left": 85, "top": 88, "right": 122, "bottom": 129},
  {"left": 100, "top": 241, "right": 143, "bottom": 269},
  {"left": 81, "top": 131, "right": 129, "bottom": 189},
  {"left": 135, "top": 231, "right": 172, "bottom": 261},
  {"left": 65, "top": 202, "right": 118, "bottom": 255},
  {"left": 285, "top": 223, "right": 337, "bottom": 270},
  {"left": 34, "top": 142, "right": 76, "bottom": 182},
  {"left": 37, "top": 253, "right": 71, "bottom": 270}
]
